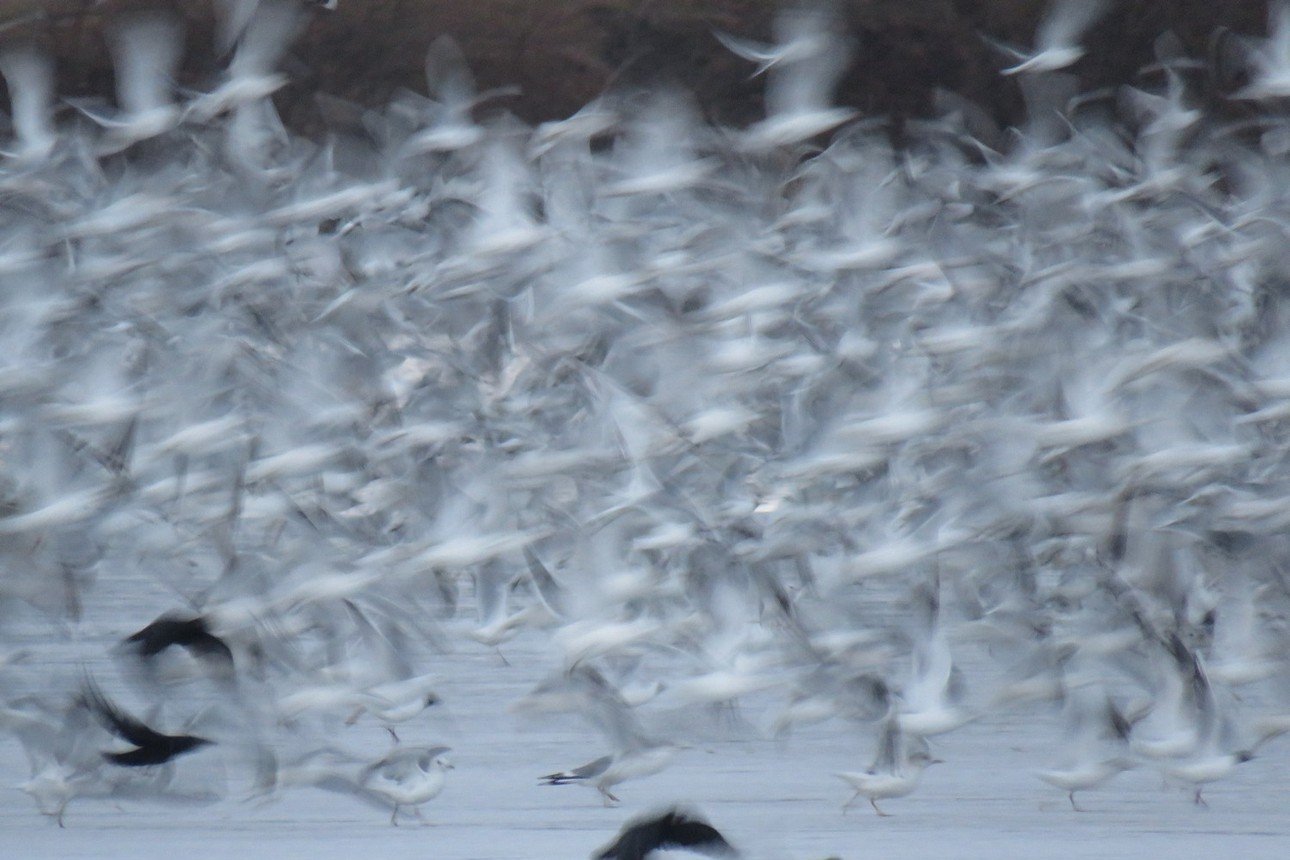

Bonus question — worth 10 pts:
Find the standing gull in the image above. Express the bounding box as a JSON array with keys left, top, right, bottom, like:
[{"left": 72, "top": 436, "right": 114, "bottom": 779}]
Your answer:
[{"left": 836, "top": 710, "right": 941, "bottom": 816}]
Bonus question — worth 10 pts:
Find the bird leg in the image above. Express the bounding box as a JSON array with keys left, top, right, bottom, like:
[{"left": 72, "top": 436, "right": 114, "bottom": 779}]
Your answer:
[
  {"left": 598, "top": 786, "right": 620, "bottom": 806},
  {"left": 870, "top": 798, "right": 891, "bottom": 817},
  {"left": 1068, "top": 791, "right": 1087, "bottom": 812},
  {"left": 344, "top": 706, "right": 365, "bottom": 726},
  {"left": 386, "top": 726, "right": 400, "bottom": 744},
  {"left": 1193, "top": 788, "right": 1208, "bottom": 808},
  {"left": 390, "top": 803, "right": 400, "bottom": 826},
  {"left": 842, "top": 791, "right": 861, "bottom": 814}
]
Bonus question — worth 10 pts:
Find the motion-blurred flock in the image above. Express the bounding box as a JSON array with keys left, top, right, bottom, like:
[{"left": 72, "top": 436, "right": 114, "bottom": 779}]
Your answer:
[{"left": 5, "top": 0, "right": 1290, "bottom": 834}]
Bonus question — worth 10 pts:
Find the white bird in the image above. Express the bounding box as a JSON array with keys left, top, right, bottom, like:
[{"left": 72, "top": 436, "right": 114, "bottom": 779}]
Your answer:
[
  {"left": 539, "top": 742, "right": 682, "bottom": 807},
  {"left": 714, "top": 16, "right": 833, "bottom": 78},
  {"left": 212, "top": 0, "right": 263, "bottom": 55},
  {"left": 1232, "top": 2, "right": 1290, "bottom": 98},
  {"left": 187, "top": 0, "right": 304, "bottom": 123},
  {"left": 359, "top": 745, "right": 453, "bottom": 825},
  {"left": 75, "top": 12, "right": 184, "bottom": 150},
  {"left": 397, "top": 36, "right": 489, "bottom": 157},
  {"left": 740, "top": 6, "right": 857, "bottom": 150},
  {"left": 291, "top": 745, "right": 453, "bottom": 825},
  {"left": 0, "top": 44, "right": 57, "bottom": 162},
  {"left": 1036, "top": 686, "right": 1137, "bottom": 811},
  {"left": 991, "top": 0, "right": 1111, "bottom": 75},
  {"left": 603, "top": 92, "right": 714, "bottom": 197},
  {"left": 836, "top": 711, "right": 941, "bottom": 816},
  {"left": 897, "top": 581, "right": 973, "bottom": 737}
]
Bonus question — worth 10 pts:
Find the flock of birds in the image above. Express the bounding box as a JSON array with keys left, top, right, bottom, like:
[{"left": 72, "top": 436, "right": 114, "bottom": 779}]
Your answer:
[{"left": 4, "top": 0, "right": 1290, "bottom": 852}]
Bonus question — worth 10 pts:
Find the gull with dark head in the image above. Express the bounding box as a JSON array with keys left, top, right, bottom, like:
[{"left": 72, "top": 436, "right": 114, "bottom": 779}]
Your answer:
[{"left": 531, "top": 665, "right": 684, "bottom": 805}]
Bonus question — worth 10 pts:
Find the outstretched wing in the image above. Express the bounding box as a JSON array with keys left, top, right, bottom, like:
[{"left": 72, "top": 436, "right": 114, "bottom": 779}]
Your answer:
[
  {"left": 80, "top": 680, "right": 168, "bottom": 752},
  {"left": 539, "top": 754, "right": 612, "bottom": 784}
]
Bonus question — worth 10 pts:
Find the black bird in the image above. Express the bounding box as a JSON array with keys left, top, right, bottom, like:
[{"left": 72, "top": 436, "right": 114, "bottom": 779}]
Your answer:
[
  {"left": 594, "top": 808, "right": 737, "bottom": 860},
  {"left": 80, "top": 682, "right": 213, "bottom": 767},
  {"left": 123, "top": 614, "right": 234, "bottom": 671}
]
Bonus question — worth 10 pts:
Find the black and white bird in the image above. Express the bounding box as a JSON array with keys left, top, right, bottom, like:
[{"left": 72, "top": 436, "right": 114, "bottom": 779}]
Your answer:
[
  {"left": 594, "top": 807, "right": 737, "bottom": 860},
  {"left": 73, "top": 12, "right": 184, "bottom": 150}
]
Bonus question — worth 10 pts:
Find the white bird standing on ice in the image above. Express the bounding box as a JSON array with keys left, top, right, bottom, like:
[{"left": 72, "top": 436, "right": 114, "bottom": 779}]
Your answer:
[
  {"left": 836, "top": 711, "right": 941, "bottom": 816},
  {"left": 286, "top": 745, "right": 453, "bottom": 825},
  {"left": 738, "top": 5, "right": 857, "bottom": 150}
]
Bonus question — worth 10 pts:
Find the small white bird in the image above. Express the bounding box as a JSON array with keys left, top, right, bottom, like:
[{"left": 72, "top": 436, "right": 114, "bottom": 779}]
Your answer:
[
  {"left": 359, "top": 745, "right": 453, "bottom": 825},
  {"left": 714, "top": 15, "right": 833, "bottom": 78},
  {"left": 740, "top": 6, "right": 857, "bottom": 150},
  {"left": 990, "top": 0, "right": 1111, "bottom": 75},
  {"left": 0, "top": 44, "right": 57, "bottom": 162},
  {"left": 1235, "top": 1, "right": 1290, "bottom": 99},
  {"left": 1036, "top": 687, "right": 1137, "bottom": 811},
  {"left": 293, "top": 745, "right": 453, "bottom": 825},
  {"left": 397, "top": 36, "right": 489, "bottom": 157},
  {"left": 187, "top": 0, "right": 304, "bottom": 123},
  {"left": 836, "top": 712, "right": 941, "bottom": 816},
  {"left": 533, "top": 665, "right": 683, "bottom": 805}
]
